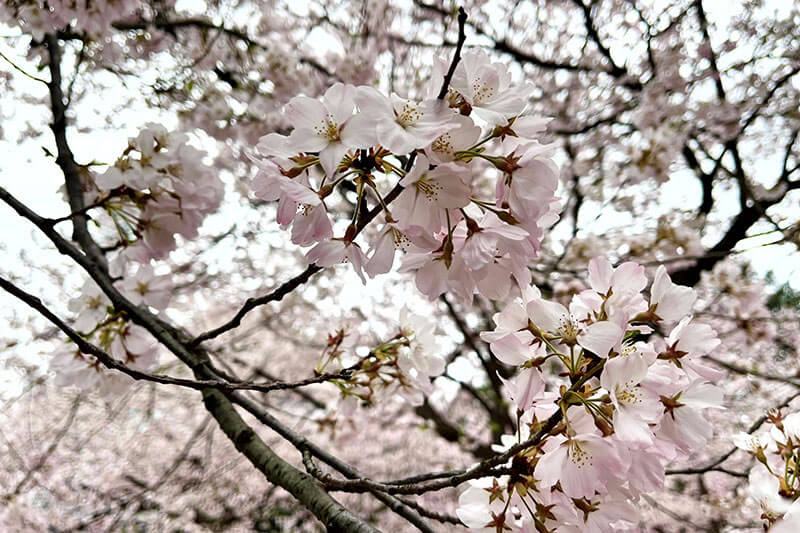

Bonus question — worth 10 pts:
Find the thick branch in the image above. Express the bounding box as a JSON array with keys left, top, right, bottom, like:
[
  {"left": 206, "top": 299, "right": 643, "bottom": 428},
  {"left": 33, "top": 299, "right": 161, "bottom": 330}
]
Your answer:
[
  {"left": 44, "top": 34, "right": 107, "bottom": 267},
  {"left": 670, "top": 202, "right": 763, "bottom": 286},
  {"left": 682, "top": 144, "right": 714, "bottom": 215},
  {"left": 231, "top": 393, "right": 434, "bottom": 530},
  {"left": 0, "top": 187, "right": 381, "bottom": 532},
  {"left": 0, "top": 279, "right": 365, "bottom": 397},
  {"left": 202, "top": 391, "right": 380, "bottom": 533}
]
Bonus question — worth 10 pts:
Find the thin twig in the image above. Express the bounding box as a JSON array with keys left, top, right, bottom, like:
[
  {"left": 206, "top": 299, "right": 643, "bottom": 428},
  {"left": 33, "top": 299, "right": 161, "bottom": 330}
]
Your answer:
[
  {"left": 0, "top": 275, "right": 361, "bottom": 395},
  {"left": 0, "top": 48, "right": 47, "bottom": 83},
  {"left": 666, "top": 390, "right": 800, "bottom": 476},
  {"left": 300, "top": 361, "right": 604, "bottom": 495},
  {"left": 437, "top": 7, "right": 468, "bottom": 100}
]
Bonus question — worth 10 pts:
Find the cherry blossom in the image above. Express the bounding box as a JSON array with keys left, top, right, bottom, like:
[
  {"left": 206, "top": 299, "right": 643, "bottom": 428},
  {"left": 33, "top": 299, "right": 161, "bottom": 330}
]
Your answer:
[
  {"left": 306, "top": 239, "right": 368, "bottom": 282},
  {"left": 649, "top": 265, "right": 697, "bottom": 323},
  {"left": 425, "top": 114, "right": 481, "bottom": 164},
  {"left": 392, "top": 156, "right": 472, "bottom": 232},
  {"left": 263, "top": 83, "right": 372, "bottom": 176},
  {"left": 458, "top": 256, "right": 726, "bottom": 531},
  {"left": 535, "top": 409, "right": 625, "bottom": 499},
  {"left": 68, "top": 280, "right": 111, "bottom": 332},
  {"left": 500, "top": 366, "right": 546, "bottom": 414},
  {"left": 117, "top": 264, "right": 172, "bottom": 310},
  {"left": 395, "top": 308, "right": 446, "bottom": 379},
  {"left": 244, "top": 51, "right": 564, "bottom": 298},
  {"left": 600, "top": 354, "right": 662, "bottom": 444},
  {"left": 354, "top": 87, "right": 455, "bottom": 154},
  {"left": 450, "top": 50, "right": 534, "bottom": 125},
  {"left": 3, "top": 1, "right": 799, "bottom": 531}
]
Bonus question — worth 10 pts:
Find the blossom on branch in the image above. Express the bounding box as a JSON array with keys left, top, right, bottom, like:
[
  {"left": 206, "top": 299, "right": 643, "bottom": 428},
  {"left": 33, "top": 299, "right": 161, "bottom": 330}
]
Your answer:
[{"left": 458, "top": 256, "right": 725, "bottom": 532}]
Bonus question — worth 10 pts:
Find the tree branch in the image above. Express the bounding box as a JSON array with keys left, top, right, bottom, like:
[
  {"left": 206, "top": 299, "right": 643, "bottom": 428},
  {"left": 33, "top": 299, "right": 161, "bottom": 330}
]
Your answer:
[
  {"left": 0, "top": 275, "right": 371, "bottom": 397},
  {"left": 44, "top": 34, "right": 107, "bottom": 268},
  {"left": 110, "top": 17, "right": 334, "bottom": 78},
  {"left": 694, "top": 0, "right": 726, "bottom": 100},
  {"left": 292, "top": 361, "right": 604, "bottom": 496},
  {"left": 441, "top": 295, "right": 515, "bottom": 437},
  {"left": 202, "top": 390, "right": 380, "bottom": 532},
  {"left": 570, "top": 0, "right": 642, "bottom": 89},
  {"left": 0, "top": 186, "right": 382, "bottom": 532},
  {"left": 437, "top": 7, "right": 468, "bottom": 100}
]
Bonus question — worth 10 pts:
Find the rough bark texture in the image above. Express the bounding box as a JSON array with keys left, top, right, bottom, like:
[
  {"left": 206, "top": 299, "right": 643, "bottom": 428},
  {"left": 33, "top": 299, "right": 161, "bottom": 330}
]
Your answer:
[{"left": 201, "top": 390, "right": 381, "bottom": 533}]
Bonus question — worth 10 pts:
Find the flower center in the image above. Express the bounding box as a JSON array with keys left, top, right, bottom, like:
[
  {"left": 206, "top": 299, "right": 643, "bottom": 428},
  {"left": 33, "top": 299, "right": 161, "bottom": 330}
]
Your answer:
[
  {"left": 620, "top": 343, "right": 636, "bottom": 357},
  {"left": 557, "top": 314, "right": 584, "bottom": 344},
  {"left": 87, "top": 295, "right": 104, "bottom": 310},
  {"left": 314, "top": 115, "right": 340, "bottom": 141},
  {"left": 569, "top": 441, "right": 593, "bottom": 469},
  {"left": 616, "top": 381, "right": 643, "bottom": 406},
  {"left": 415, "top": 177, "right": 443, "bottom": 202},
  {"left": 393, "top": 229, "right": 411, "bottom": 250},
  {"left": 396, "top": 102, "right": 423, "bottom": 127},
  {"left": 431, "top": 133, "right": 454, "bottom": 157},
  {"left": 471, "top": 77, "right": 495, "bottom": 105}
]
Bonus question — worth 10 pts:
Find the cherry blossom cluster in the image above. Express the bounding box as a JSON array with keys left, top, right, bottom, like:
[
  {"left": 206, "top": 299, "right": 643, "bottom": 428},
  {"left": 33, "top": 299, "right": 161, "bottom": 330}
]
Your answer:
[
  {"left": 50, "top": 124, "right": 223, "bottom": 394},
  {"left": 91, "top": 123, "right": 224, "bottom": 262},
  {"left": 51, "top": 260, "right": 172, "bottom": 394},
  {"left": 735, "top": 411, "right": 800, "bottom": 532},
  {"left": 623, "top": 83, "right": 687, "bottom": 185},
  {"left": 318, "top": 309, "right": 446, "bottom": 408},
  {"left": 252, "top": 50, "right": 561, "bottom": 301},
  {"left": 456, "top": 257, "right": 725, "bottom": 532},
  {"left": 51, "top": 280, "right": 160, "bottom": 395}
]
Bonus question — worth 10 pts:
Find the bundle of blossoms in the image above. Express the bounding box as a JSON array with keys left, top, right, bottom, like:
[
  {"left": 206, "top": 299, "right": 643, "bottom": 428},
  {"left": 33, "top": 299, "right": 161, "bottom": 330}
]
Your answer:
[
  {"left": 252, "top": 50, "right": 561, "bottom": 301},
  {"left": 50, "top": 124, "right": 224, "bottom": 392},
  {"left": 316, "top": 308, "right": 447, "bottom": 408},
  {"left": 734, "top": 412, "right": 800, "bottom": 532},
  {"left": 455, "top": 257, "right": 726, "bottom": 532},
  {"left": 92, "top": 123, "right": 224, "bottom": 262}
]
